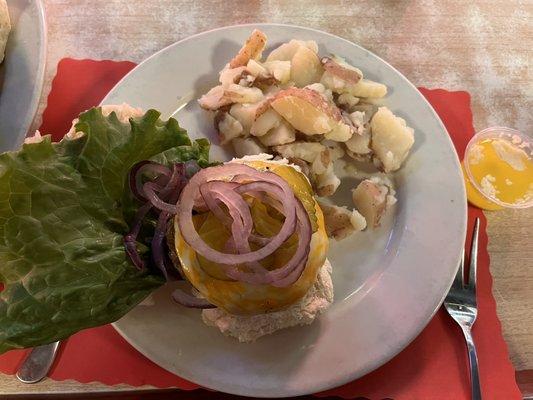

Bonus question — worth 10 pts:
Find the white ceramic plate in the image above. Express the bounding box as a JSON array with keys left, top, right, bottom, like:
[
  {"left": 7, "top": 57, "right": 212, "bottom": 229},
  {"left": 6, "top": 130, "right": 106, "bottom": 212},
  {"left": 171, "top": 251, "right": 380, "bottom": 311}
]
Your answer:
[
  {"left": 0, "top": 0, "right": 46, "bottom": 152},
  {"left": 102, "top": 24, "right": 467, "bottom": 397}
]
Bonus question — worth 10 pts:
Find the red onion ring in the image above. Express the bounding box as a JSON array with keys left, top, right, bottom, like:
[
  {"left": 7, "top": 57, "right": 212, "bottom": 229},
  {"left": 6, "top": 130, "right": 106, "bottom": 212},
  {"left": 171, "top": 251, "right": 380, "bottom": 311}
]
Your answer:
[
  {"left": 171, "top": 288, "right": 216, "bottom": 309},
  {"left": 199, "top": 180, "right": 267, "bottom": 274},
  {"left": 197, "top": 181, "right": 270, "bottom": 248},
  {"left": 142, "top": 164, "right": 185, "bottom": 214},
  {"left": 125, "top": 162, "right": 187, "bottom": 276},
  {"left": 177, "top": 164, "right": 298, "bottom": 265},
  {"left": 224, "top": 195, "right": 311, "bottom": 286},
  {"left": 124, "top": 201, "right": 153, "bottom": 270},
  {"left": 129, "top": 161, "right": 172, "bottom": 201}
]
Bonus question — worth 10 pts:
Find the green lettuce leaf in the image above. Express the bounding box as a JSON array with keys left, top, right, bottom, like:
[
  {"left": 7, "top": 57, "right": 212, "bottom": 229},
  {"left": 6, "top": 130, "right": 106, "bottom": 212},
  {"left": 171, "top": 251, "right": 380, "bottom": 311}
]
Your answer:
[{"left": 0, "top": 108, "right": 210, "bottom": 353}]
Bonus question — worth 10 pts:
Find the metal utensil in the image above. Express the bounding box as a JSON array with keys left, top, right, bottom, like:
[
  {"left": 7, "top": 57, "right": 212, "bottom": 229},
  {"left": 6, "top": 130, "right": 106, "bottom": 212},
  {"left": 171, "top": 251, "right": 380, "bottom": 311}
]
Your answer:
[
  {"left": 444, "top": 217, "right": 482, "bottom": 400},
  {"left": 16, "top": 341, "right": 61, "bottom": 383}
]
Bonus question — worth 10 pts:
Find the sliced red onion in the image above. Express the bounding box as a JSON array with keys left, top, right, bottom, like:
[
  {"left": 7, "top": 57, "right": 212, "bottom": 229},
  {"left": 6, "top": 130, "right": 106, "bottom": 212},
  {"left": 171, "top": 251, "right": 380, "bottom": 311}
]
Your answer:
[
  {"left": 124, "top": 201, "right": 153, "bottom": 270},
  {"left": 184, "top": 160, "right": 201, "bottom": 177},
  {"left": 150, "top": 171, "right": 184, "bottom": 280},
  {"left": 142, "top": 164, "right": 184, "bottom": 214},
  {"left": 177, "top": 164, "right": 298, "bottom": 265},
  {"left": 171, "top": 288, "right": 216, "bottom": 309},
  {"left": 152, "top": 211, "right": 171, "bottom": 280},
  {"left": 224, "top": 198, "right": 311, "bottom": 286},
  {"left": 125, "top": 162, "right": 188, "bottom": 277},
  {"left": 129, "top": 161, "right": 172, "bottom": 201},
  {"left": 199, "top": 180, "right": 267, "bottom": 274},
  {"left": 126, "top": 159, "right": 314, "bottom": 291}
]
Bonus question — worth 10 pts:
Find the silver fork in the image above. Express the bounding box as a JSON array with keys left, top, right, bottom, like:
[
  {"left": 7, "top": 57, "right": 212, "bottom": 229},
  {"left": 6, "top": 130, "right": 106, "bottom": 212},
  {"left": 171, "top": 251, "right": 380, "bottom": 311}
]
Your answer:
[{"left": 444, "top": 217, "right": 482, "bottom": 400}]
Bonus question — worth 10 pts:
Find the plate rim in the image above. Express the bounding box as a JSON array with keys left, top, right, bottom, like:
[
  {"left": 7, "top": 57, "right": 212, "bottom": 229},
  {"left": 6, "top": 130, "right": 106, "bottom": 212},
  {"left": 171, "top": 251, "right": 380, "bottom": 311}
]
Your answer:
[
  {"left": 28, "top": 0, "right": 47, "bottom": 138},
  {"left": 104, "top": 22, "right": 467, "bottom": 397},
  {"left": 3, "top": 0, "right": 47, "bottom": 148}
]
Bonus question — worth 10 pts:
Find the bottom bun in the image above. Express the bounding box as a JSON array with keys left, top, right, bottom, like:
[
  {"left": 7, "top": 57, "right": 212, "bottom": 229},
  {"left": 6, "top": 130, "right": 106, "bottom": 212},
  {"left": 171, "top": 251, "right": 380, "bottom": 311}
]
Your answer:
[{"left": 201, "top": 259, "right": 333, "bottom": 342}]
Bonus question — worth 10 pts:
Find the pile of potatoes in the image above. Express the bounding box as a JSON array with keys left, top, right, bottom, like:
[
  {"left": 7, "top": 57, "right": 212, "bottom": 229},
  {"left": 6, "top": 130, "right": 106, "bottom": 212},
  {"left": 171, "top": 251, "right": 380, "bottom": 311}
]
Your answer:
[{"left": 199, "top": 30, "right": 415, "bottom": 240}]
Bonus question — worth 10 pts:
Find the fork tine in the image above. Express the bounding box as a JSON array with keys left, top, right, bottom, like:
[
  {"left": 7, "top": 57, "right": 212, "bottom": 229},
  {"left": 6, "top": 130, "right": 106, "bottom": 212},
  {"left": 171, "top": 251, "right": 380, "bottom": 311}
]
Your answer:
[
  {"left": 452, "top": 247, "right": 465, "bottom": 289},
  {"left": 468, "top": 218, "right": 480, "bottom": 291}
]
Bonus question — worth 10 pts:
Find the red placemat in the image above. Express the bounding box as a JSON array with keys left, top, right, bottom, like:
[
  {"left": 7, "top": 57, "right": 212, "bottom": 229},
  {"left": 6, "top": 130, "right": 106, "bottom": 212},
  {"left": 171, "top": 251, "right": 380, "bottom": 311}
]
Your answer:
[{"left": 0, "top": 59, "right": 521, "bottom": 400}]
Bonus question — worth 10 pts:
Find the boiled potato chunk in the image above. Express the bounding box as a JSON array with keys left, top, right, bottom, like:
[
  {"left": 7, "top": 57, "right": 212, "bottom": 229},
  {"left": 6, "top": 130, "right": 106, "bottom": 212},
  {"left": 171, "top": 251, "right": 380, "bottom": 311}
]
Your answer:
[
  {"left": 246, "top": 59, "right": 269, "bottom": 77},
  {"left": 232, "top": 137, "right": 266, "bottom": 158},
  {"left": 258, "top": 120, "right": 296, "bottom": 146},
  {"left": 215, "top": 112, "right": 243, "bottom": 145},
  {"left": 370, "top": 107, "right": 415, "bottom": 172},
  {"left": 337, "top": 93, "right": 360, "bottom": 108},
  {"left": 250, "top": 108, "right": 282, "bottom": 137},
  {"left": 290, "top": 45, "right": 323, "bottom": 87},
  {"left": 345, "top": 129, "right": 371, "bottom": 154},
  {"left": 318, "top": 201, "right": 367, "bottom": 240},
  {"left": 320, "top": 56, "right": 366, "bottom": 96},
  {"left": 229, "top": 29, "right": 267, "bottom": 68},
  {"left": 229, "top": 102, "right": 262, "bottom": 134},
  {"left": 266, "top": 39, "right": 318, "bottom": 62},
  {"left": 198, "top": 84, "right": 264, "bottom": 110},
  {"left": 263, "top": 61, "right": 291, "bottom": 84},
  {"left": 315, "top": 164, "right": 341, "bottom": 196},
  {"left": 348, "top": 79, "right": 387, "bottom": 98},
  {"left": 273, "top": 141, "right": 325, "bottom": 163},
  {"left": 219, "top": 66, "right": 247, "bottom": 86},
  {"left": 324, "top": 122, "right": 352, "bottom": 142},
  {"left": 352, "top": 180, "right": 388, "bottom": 228},
  {"left": 270, "top": 88, "right": 341, "bottom": 135},
  {"left": 321, "top": 56, "right": 363, "bottom": 84}
]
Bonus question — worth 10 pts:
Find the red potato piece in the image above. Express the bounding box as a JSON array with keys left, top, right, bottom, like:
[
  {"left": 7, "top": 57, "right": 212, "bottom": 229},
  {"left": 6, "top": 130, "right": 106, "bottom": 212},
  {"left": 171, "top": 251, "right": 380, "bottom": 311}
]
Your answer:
[
  {"left": 198, "top": 84, "right": 264, "bottom": 111},
  {"left": 198, "top": 86, "right": 230, "bottom": 110},
  {"left": 318, "top": 202, "right": 354, "bottom": 240},
  {"left": 321, "top": 56, "right": 363, "bottom": 85},
  {"left": 311, "top": 148, "right": 331, "bottom": 175},
  {"left": 219, "top": 66, "right": 248, "bottom": 86},
  {"left": 229, "top": 29, "right": 267, "bottom": 69},
  {"left": 305, "top": 83, "right": 334, "bottom": 103},
  {"left": 291, "top": 45, "right": 323, "bottom": 87},
  {"left": 321, "top": 140, "right": 345, "bottom": 160},
  {"left": 352, "top": 180, "right": 388, "bottom": 228},
  {"left": 317, "top": 201, "right": 367, "bottom": 240},
  {"left": 224, "top": 84, "right": 264, "bottom": 104},
  {"left": 320, "top": 55, "right": 386, "bottom": 98},
  {"left": 314, "top": 164, "right": 340, "bottom": 197},
  {"left": 270, "top": 88, "right": 342, "bottom": 135},
  {"left": 250, "top": 108, "right": 282, "bottom": 137}
]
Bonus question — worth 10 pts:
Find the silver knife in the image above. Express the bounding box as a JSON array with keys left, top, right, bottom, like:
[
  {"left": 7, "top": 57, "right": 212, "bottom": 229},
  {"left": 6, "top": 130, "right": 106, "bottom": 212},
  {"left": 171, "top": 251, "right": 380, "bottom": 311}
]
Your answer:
[{"left": 16, "top": 341, "right": 61, "bottom": 384}]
